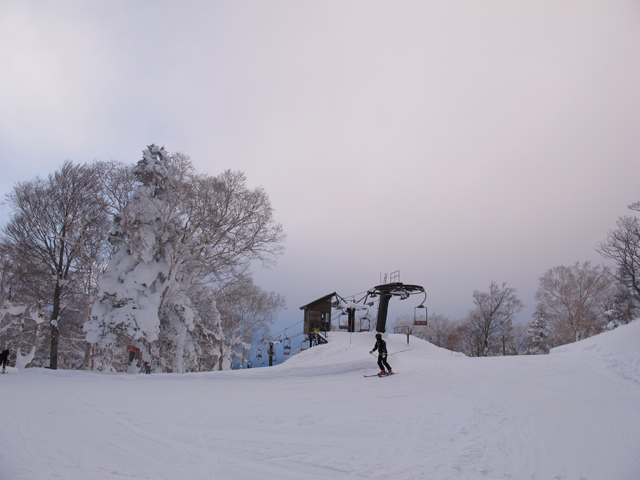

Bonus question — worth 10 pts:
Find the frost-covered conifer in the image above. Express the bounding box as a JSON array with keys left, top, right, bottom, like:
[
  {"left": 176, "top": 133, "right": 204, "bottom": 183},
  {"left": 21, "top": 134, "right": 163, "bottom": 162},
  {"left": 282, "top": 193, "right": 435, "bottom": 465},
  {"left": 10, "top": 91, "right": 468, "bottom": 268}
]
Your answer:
[
  {"left": 87, "top": 145, "right": 199, "bottom": 371},
  {"left": 86, "top": 145, "right": 284, "bottom": 373},
  {"left": 527, "top": 306, "right": 550, "bottom": 354},
  {"left": 87, "top": 146, "right": 172, "bottom": 346}
]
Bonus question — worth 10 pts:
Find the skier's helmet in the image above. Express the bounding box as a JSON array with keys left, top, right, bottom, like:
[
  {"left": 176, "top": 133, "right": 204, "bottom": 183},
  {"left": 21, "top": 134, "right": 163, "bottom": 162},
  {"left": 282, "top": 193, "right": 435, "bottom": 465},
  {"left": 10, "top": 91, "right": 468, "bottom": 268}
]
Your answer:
[{"left": 375, "top": 333, "right": 382, "bottom": 338}]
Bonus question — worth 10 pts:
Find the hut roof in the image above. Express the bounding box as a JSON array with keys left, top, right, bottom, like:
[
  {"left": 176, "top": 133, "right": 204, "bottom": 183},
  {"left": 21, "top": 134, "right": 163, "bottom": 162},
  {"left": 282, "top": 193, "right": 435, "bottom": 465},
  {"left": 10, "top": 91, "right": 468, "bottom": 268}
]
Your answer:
[{"left": 299, "top": 292, "right": 337, "bottom": 310}]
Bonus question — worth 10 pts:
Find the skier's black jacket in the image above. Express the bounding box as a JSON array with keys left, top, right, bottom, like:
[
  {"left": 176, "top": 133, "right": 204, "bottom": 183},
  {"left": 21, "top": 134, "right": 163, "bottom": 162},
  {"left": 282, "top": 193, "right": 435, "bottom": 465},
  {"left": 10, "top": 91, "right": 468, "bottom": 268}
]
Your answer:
[{"left": 372, "top": 337, "right": 388, "bottom": 356}]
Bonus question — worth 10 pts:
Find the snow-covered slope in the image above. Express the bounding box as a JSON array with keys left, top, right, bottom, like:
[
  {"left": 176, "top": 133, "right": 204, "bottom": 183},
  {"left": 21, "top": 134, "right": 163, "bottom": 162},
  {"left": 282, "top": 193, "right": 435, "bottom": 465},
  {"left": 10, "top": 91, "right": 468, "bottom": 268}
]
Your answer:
[
  {"left": 551, "top": 319, "right": 640, "bottom": 384},
  {"left": 1, "top": 324, "right": 639, "bottom": 480}
]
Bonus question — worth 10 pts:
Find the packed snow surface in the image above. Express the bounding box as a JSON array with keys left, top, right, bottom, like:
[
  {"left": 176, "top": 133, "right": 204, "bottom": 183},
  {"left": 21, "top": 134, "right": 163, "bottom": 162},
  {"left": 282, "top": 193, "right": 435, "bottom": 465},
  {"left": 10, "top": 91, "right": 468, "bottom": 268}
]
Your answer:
[{"left": 2, "top": 322, "right": 640, "bottom": 480}]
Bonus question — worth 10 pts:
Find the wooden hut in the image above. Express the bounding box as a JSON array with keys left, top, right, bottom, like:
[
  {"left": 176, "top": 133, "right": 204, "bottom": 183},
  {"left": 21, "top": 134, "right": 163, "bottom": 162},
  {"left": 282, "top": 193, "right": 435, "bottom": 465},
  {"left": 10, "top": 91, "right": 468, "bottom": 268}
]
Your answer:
[{"left": 300, "top": 292, "right": 336, "bottom": 335}]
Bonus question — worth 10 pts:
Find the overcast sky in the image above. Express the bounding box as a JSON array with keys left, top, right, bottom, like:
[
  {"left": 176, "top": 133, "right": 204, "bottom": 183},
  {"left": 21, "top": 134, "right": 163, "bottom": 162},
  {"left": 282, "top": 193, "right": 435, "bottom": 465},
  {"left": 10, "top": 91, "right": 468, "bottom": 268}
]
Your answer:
[{"left": 2, "top": 0, "right": 640, "bottom": 337}]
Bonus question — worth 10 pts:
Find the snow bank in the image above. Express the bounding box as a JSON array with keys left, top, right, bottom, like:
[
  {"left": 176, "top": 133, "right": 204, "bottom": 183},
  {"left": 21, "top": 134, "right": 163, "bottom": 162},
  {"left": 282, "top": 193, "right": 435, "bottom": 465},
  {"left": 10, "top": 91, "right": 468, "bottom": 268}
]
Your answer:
[{"left": 551, "top": 319, "right": 640, "bottom": 384}]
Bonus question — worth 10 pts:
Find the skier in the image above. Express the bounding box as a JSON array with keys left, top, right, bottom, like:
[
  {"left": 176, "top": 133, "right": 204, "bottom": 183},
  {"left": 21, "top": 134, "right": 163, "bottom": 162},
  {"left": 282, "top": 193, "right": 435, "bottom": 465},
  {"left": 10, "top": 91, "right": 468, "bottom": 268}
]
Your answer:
[
  {"left": 370, "top": 333, "right": 393, "bottom": 375},
  {"left": 0, "top": 349, "right": 9, "bottom": 373}
]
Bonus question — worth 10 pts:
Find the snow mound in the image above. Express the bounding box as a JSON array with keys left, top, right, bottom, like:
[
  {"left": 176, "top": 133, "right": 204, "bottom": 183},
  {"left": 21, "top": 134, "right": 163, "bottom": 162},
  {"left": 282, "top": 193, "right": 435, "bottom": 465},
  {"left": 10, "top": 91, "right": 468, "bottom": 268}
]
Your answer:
[
  {"left": 551, "top": 319, "right": 640, "bottom": 384},
  {"left": 271, "top": 331, "right": 462, "bottom": 377}
]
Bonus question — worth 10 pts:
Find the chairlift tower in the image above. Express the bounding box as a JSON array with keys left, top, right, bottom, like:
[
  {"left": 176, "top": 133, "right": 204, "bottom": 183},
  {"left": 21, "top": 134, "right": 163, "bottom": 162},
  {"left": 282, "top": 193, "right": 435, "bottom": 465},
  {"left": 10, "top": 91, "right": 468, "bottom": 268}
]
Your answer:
[
  {"left": 368, "top": 282, "right": 426, "bottom": 333},
  {"left": 261, "top": 339, "right": 281, "bottom": 366},
  {"left": 337, "top": 307, "right": 356, "bottom": 332}
]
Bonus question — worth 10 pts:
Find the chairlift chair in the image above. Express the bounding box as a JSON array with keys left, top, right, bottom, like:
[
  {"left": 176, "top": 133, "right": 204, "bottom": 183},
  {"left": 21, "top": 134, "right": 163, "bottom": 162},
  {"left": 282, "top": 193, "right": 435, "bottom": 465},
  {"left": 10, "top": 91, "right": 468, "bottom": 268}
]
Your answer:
[
  {"left": 283, "top": 337, "right": 292, "bottom": 355},
  {"left": 359, "top": 315, "right": 371, "bottom": 332},
  {"left": 414, "top": 304, "right": 428, "bottom": 326},
  {"left": 413, "top": 290, "right": 428, "bottom": 326},
  {"left": 338, "top": 312, "right": 349, "bottom": 330}
]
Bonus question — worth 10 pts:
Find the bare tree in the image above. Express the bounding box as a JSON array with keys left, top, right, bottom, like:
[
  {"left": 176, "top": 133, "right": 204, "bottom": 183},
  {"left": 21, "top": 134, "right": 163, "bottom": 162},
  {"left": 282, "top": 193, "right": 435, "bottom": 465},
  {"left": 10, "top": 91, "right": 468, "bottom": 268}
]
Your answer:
[
  {"left": 391, "top": 314, "right": 414, "bottom": 336},
  {"left": 465, "top": 281, "right": 524, "bottom": 357},
  {"left": 1, "top": 162, "right": 109, "bottom": 369},
  {"left": 0, "top": 244, "right": 46, "bottom": 368},
  {"left": 395, "top": 312, "right": 456, "bottom": 349},
  {"left": 448, "top": 320, "right": 476, "bottom": 357},
  {"left": 424, "top": 313, "right": 456, "bottom": 348},
  {"left": 215, "top": 274, "right": 286, "bottom": 369},
  {"left": 535, "top": 262, "right": 612, "bottom": 346},
  {"left": 510, "top": 322, "right": 529, "bottom": 355},
  {"left": 597, "top": 214, "right": 640, "bottom": 321}
]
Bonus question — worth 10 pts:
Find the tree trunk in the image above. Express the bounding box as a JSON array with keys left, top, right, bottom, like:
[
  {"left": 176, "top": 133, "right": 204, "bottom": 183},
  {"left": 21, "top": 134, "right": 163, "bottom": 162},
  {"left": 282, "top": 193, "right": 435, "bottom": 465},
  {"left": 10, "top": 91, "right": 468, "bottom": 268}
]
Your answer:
[
  {"left": 49, "top": 283, "right": 63, "bottom": 370},
  {"left": 49, "top": 324, "right": 59, "bottom": 369},
  {"left": 173, "top": 323, "right": 187, "bottom": 374},
  {"left": 84, "top": 342, "right": 92, "bottom": 370},
  {"left": 218, "top": 341, "right": 224, "bottom": 371}
]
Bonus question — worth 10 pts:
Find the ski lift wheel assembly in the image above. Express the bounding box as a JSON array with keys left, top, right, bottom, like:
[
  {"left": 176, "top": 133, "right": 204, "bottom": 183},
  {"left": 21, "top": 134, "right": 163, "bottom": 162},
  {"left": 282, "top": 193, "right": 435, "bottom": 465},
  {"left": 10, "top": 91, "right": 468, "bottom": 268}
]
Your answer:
[{"left": 368, "top": 283, "right": 427, "bottom": 333}]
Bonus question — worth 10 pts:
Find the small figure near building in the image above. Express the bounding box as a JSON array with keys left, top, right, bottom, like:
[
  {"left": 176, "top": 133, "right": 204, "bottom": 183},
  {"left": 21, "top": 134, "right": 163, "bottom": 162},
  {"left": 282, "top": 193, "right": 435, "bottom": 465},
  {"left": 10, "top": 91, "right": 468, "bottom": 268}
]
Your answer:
[{"left": 0, "top": 349, "right": 10, "bottom": 373}]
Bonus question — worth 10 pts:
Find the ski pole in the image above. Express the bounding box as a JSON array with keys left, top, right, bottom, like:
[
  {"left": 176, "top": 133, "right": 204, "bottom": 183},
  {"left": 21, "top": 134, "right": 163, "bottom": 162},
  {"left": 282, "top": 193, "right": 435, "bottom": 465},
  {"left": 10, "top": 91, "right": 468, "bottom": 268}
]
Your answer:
[{"left": 388, "top": 349, "right": 410, "bottom": 356}]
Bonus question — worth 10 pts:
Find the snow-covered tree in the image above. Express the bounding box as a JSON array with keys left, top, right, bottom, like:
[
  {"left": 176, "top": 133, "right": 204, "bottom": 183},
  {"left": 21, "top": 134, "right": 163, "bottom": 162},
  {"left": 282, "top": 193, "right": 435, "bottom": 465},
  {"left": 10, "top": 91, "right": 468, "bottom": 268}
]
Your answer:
[
  {"left": 597, "top": 213, "right": 640, "bottom": 322},
  {"left": 86, "top": 145, "right": 284, "bottom": 372},
  {"left": 604, "top": 277, "right": 638, "bottom": 329},
  {"left": 1, "top": 161, "right": 109, "bottom": 369},
  {"left": 526, "top": 305, "right": 551, "bottom": 354},
  {"left": 87, "top": 146, "right": 180, "bottom": 363},
  {"left": 87, "top": 146, "right": 198, "bottom": 371},
  {"left": 0, "top": 302, "right": 47, "bottom": 369}
]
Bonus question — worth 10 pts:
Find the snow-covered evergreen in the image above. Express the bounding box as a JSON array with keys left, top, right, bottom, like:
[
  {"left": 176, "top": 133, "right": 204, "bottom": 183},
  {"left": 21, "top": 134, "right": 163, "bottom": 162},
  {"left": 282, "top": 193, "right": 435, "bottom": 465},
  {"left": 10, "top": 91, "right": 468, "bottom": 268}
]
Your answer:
[
  {"left": 87, "top": 146, "right": 205, "bottom": 371},
  {"left": 85, "top": 145, "right": 284, "bottom": 372},
  {"left": 527, "top": 306, "right": 551, "bottom": 354}
]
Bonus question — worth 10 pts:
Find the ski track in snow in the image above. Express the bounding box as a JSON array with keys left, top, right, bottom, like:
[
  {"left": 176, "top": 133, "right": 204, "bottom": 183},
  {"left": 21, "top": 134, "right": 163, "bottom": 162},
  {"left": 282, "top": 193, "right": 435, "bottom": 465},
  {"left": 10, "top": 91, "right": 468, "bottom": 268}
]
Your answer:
[{"left": 1, "top": 322, "right": 640, "bottom": 479}]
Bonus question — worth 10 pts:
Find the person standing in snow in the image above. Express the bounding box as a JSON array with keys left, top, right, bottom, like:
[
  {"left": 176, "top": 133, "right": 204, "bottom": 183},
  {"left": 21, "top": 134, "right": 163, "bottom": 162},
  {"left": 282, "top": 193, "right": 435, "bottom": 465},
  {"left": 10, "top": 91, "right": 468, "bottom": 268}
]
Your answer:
[
  {"left": 370, "top": 333, "right": 393, "bottom": 375},
  {"left": 0, "top": 349, "right": 9, "bottom": 373}
]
